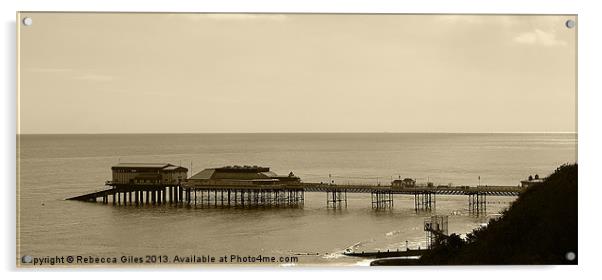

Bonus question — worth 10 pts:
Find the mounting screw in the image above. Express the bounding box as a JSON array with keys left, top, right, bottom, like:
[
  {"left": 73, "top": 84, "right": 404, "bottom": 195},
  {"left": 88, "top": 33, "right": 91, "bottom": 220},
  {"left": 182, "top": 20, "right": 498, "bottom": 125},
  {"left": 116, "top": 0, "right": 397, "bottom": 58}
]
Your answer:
[
  {"left": 565, "top": 19, "right": 575, "bottom": 29},
  {"left": 21, "top": 255, "right": 32, "bottom": 263},
  {"left": 22, "top": 17, "right": 33, "bottom": 26},
  {"left": 566, "top": 251, "right": 576, "bottom": 261}
]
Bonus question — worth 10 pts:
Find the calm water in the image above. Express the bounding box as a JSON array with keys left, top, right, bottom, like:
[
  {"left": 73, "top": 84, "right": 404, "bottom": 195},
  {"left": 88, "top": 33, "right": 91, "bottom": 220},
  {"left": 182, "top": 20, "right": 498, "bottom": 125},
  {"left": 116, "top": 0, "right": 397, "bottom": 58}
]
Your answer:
[{"left": 17, "top": 133, "right": 577, "bottom": 266}]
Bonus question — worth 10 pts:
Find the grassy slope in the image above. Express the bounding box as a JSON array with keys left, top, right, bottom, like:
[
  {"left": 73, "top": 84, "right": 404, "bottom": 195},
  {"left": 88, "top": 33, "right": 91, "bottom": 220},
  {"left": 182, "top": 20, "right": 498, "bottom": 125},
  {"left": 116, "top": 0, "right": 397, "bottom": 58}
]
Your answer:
[{"left": 419, "top": 164, "right": 578, "bottom": 265}]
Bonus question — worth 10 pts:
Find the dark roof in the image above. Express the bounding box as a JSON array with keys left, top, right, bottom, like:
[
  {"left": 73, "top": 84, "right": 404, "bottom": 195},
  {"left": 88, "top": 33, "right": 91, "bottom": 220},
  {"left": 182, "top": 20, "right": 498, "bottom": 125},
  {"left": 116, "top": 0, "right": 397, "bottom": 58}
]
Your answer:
[
  {"left": 189, "top": 168, "right": 216, "bottom": 180},
  {"left": 112, "top": 163, "right": 188, "bottom": 172},
  {"left": 113, "top": 163, "right": 170, "bottom": 169},
  {"left": 189, "top": 166, "right": 293, "bottom": 181},
  {"left": 210, "top": 171, "right": 274, "bottom": 180},
  {"left": 215, "top": 165, "right": 270, "bottom": 173}
]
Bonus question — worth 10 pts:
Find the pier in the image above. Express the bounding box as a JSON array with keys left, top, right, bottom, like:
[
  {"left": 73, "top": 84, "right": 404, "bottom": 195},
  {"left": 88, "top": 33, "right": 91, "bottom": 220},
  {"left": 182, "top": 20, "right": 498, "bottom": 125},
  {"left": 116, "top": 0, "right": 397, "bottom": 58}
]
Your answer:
[
  {"left": 68, "top": 182, "right": 522, "bottom": 212},
  {"left": 66, "top": 163, "right": 523, "bottom": 212}
]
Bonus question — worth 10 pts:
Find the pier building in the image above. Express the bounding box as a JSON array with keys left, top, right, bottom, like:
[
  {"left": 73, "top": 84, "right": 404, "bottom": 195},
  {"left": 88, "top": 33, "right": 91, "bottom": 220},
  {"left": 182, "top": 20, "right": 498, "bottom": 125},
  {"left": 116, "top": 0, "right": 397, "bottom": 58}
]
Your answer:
[
  {"left": 110, "top": 163, "right": 188, "bottom": 186},
  {"left": 68, "top": 163, "right": 190, "bottom": 206},
  {"left": 392, "top": 178, "right": 416, "bottom": 188},
  {"left": 188, "top": 165, "right": 300, "bottom": 186}
]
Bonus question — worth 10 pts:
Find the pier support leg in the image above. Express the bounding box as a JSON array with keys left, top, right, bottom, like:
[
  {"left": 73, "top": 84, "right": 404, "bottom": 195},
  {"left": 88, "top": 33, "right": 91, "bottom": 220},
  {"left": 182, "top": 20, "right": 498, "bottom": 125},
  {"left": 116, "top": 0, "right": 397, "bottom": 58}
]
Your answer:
[
  {"left": 234, "top": 190, "right": 238, "bottom": 207},
  {"left": 468, "top": 193, "right": 487, "bottom": 215},
  {"left": 179, "top": 186, "right": 184, "bottom": 203},
  {"left": 187, "top": 189, "right": 191, "bottom": 206},
  {"left": 201, "top": 189, "right": 205, "bottom": 207},
  {"left": 372, "top": 191, "right": 393, "bottom": 209},
  {"left": 414, "top": 192, "right": 434, "bottom": 212},
  {"left": 327, "top": 190, "right": 347, "bottom": 208},
  {"left": 241, "top": 190, "right": 245, "bottom": 207},
  {"left": 169, "top": 187, "right": 173, "bottom": 204}
]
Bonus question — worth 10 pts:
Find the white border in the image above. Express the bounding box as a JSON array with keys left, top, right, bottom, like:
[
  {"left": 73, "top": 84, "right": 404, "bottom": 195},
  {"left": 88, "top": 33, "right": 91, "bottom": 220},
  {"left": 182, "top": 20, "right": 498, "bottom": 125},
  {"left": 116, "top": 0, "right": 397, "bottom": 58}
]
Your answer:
[{"left": 2, "top": 0, "right": 601, "bottom": 279}]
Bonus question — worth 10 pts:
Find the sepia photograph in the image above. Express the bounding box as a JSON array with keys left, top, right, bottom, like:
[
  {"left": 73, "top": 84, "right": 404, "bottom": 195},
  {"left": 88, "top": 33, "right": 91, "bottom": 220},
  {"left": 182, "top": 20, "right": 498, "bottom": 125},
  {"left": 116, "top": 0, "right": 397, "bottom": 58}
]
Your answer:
[{"left": 15, "top": 12, "right": 577, "bottom": 267}]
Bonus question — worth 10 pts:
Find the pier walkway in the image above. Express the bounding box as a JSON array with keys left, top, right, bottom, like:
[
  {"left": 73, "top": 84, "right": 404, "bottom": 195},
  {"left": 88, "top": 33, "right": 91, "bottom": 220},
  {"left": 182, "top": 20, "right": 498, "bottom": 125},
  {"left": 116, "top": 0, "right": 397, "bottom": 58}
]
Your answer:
[{"left": 301, "top": 183, "right": 520, "bottom": 195}]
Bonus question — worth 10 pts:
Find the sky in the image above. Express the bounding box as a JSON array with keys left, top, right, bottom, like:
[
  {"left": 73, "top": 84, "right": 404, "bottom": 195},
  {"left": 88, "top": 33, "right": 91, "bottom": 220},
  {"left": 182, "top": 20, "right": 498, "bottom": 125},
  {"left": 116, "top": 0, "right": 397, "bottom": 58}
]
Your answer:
[{"left": 18, "top": 13, "right": 577, "bottom": 134}]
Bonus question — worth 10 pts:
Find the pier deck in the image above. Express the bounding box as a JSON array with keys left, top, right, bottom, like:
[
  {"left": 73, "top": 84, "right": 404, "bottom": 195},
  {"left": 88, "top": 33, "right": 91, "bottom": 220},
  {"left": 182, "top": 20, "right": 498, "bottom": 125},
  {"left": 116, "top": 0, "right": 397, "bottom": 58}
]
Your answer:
[{"left": 299, "top": 183, "right": 521, "bottom": 196}]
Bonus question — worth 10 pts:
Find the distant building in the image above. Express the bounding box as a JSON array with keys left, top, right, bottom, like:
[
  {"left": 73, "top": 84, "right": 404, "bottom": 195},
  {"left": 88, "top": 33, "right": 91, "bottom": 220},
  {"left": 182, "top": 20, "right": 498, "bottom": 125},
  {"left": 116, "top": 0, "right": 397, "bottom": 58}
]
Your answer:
[
  {"left": 392, "top": 178, "right": 416, "bottom": 188},
  {"left": 520, "top": 174, "right": 543, "bottom": 188},
  {"left": 110, "top": 163, "right": 188, "bottom": 186},
  {"left": 187, "top": 165, "right": 301, "bottom": 186}
]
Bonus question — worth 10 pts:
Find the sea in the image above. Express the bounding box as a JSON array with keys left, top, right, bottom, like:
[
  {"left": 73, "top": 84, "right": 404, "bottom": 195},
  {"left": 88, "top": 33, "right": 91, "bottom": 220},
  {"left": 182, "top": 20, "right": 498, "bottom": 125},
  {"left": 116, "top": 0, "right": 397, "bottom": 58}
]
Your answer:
[{"left": 16, "top": 133, "right": 577, "bottom": 266}]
